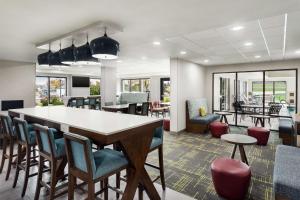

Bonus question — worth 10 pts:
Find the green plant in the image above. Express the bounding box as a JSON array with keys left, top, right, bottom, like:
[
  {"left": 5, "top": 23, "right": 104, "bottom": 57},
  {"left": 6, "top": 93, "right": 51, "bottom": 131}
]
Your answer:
[
  {"left": 50, "top": 96, "right": 64, "bottom": 105},
  {"left": 90, "top": 81, "right": 100, "bottom": 95},
  {"left": 40, "top": 97, "right": 49, "bottom": 106}
]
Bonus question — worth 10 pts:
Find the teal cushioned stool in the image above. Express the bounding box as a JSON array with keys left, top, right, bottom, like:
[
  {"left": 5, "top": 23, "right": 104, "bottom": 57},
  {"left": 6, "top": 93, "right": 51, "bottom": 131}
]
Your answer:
[
  {"left": 64, "top": 132, "right": 128, "bottom": 200},
  {"left": 13, "top": 117, "right": 40, "bottom": 197},
  {"left": 33, "top": 124, "right": 67, "bottom": 200}
]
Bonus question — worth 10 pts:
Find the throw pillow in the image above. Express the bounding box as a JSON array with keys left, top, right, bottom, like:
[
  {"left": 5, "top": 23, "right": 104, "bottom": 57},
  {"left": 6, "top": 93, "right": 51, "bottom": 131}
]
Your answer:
[{"left": 199, "top": 106, "right": 207, "bottom": 117}]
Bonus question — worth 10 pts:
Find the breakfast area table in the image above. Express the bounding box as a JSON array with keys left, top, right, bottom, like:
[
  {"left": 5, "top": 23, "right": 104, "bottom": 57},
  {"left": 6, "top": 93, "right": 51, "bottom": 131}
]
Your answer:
[{"left": 8, "top": 106, "right": 163, "bottom": 200}]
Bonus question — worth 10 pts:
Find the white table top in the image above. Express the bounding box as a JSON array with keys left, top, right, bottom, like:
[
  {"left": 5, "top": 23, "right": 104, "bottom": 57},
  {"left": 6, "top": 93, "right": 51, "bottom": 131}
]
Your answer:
[
  {"left": 221, "top": 134, "right": 257, "bottom": 145},
  {"left": 9, "top": 106, "right": 161, "bottom": 135},
  {"left": 102, "top": 103, "right": 142, "bottom": 109}
]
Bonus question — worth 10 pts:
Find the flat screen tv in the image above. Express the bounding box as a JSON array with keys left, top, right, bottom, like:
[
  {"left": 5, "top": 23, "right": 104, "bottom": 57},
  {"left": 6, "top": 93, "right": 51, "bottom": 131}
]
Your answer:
[{"left": 72, "top": 76, "right": 90, "bottom": 87}]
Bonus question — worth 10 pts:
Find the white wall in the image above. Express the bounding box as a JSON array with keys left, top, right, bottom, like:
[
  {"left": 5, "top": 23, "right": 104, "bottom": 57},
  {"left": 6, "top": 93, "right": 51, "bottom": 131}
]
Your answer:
[
  {"left": 205, "top": 59, "right": 300, "bottom": 112},
  {"left": 0, "top": 60, "right": 35, "bottom": 108},
  {"left": 170, "top": 58, "right": 207, "bottom": 132}
]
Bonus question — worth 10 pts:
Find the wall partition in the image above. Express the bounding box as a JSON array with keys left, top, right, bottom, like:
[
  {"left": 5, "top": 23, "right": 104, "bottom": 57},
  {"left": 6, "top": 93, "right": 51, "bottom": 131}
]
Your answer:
[{"left": 213, "top": 69, "right": 297, "bottom": 130}]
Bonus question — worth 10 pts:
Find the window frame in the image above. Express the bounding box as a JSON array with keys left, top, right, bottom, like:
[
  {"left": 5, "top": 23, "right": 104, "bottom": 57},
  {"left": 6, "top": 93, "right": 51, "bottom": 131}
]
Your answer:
[
  {"left": 121, "top": 78, "right": 150, "bottom": 92},
  {"left": 36, "top": 76, "right": 68, "bottom": 104}
]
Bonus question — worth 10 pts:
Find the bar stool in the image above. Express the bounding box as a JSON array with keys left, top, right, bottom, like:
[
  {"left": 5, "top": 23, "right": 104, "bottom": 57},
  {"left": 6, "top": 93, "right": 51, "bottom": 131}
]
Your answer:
[
  {"left": 0, "top": 114, "right": 17, "bottom": 180},
  {"left": 64, "top": 132, "right": 129, "bottom": 200},
  {"left": 75, "top": 97, "right": 85, "bottom": 108},
  {"left": 13, "top": 117, "right": 40, "bottom": 197},
  {"left": 33, "top": 124, "right": 68, "bottom": 200},
  {"left": 87, "top": 97, "right": 98, "bottom": 110}
]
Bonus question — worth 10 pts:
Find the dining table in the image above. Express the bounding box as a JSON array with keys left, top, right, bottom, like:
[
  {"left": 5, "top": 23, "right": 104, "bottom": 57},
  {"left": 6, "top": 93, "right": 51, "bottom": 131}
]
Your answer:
[
  {"left": 8, "top": 106, "right": 163, "bottom": 200},
  {"left": 102, "top": 103, "right": 142, "bottom": 113}
]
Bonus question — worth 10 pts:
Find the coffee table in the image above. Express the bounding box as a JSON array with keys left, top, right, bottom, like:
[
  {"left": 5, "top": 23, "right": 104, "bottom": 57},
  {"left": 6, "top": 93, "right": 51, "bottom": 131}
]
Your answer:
[{"left": 221, "top": 134, "right": 257, "bottom": 165}]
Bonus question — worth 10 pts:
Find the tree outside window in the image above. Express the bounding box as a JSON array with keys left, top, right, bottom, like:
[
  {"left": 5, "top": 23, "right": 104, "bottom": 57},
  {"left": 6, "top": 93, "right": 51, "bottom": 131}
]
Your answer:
[{"left": 90, "top": 79, "right": 100, "bottom": 95}]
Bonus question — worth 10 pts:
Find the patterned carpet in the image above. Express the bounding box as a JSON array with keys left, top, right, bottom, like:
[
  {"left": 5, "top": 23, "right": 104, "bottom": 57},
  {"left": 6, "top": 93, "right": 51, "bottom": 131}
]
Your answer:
[{"left": 146, "top": 126, "right": 281, "bottom": 200}]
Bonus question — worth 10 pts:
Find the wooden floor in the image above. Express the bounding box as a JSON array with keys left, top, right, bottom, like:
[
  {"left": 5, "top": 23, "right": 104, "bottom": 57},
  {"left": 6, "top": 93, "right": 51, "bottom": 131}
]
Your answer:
[{"left": 0, "top": 151, "right": 195, "bottom": 200}]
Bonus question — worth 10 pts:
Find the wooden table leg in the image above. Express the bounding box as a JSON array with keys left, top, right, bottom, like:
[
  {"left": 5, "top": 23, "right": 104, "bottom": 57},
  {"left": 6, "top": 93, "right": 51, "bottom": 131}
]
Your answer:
[
  {"left": 238, "top": 145, "right": 248, "bottom": 165},
  {"left": 231, "top": 144, "right": 237, "bottom": 159},
  {"left": 119, "top": 122, "right": 161, "bottom": 200}
]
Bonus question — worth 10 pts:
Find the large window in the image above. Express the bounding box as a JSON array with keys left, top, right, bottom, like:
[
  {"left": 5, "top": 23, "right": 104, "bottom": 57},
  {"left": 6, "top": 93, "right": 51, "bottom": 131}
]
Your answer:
[
  {"left": 90, "top": 79, "right": 100, "bottom": 95},
  {"left": 160, "top": 78, "right": 170, "bottom": 101},
  {"left": 121, "top": 78, "right": 150, "bottom": 92},
  {"left": 252, "top": 81, "right": 287, "bottom": 103},
  {"left": 35, "top": 76, "right": 67, "bottom": 106}
]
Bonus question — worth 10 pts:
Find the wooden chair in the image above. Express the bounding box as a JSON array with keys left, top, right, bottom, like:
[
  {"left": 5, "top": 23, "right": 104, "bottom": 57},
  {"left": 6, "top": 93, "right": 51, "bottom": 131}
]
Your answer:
[
  {"left": 13, "top": 117, "right": 40, "bottom": 197},
  {"left": 75, "top": 97, "right": 85, "bottom": 108},
  {"left": 64, "top": 132, "right": 128, "bottom": 200},
  {"left": 33, "top": 124, "right": 68, "bottom": 200},
  {"left": 128, "top": 103, "right": 137, "bottom": 115},
  {"left": 0, "top": 114, "right": 17, "bottom": 180}
]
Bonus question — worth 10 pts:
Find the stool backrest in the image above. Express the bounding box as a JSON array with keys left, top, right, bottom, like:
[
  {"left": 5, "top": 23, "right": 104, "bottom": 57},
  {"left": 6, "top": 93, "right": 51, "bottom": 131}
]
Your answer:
[
  {"left": 154, "top": 126, "right": 163, "bottom": 140},
  {"left": 141, "top": 102, "right": 149, "bottom": 116},
  {"left": 13, "top": 117, "right": 30, "bottom": 144},
  {"left": 128, "top": 103, "right": 137, "bottom": 115},
  {"left": 33, "top": 124, "right": 56, "bottom": 157},
  {"left": 64, "top": 132, "right": 95, "bottom": 177},
  {"left": 75, "top": 97, "right": 85, "bottom": 108},
  {"left": 0, "top": 114, "right": 14, "bottom": 137}
]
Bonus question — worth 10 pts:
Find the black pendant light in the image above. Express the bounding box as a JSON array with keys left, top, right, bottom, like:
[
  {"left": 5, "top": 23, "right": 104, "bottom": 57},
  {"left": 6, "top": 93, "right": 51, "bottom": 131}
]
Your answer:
[
  {"left": 90, "top": 28, "right": 119, "bottom": 59},
  {"left": 49, "top": 42, "right": 66, "bottom": 66},
  {"left": 60, "top": 42, "right": 75, "bottom": 65},
  {"left": 37, "top": 50, "right": 51, "bottom": 66},
  {"left": 74, "top": 34, "right": 100, "bottom": 65}
]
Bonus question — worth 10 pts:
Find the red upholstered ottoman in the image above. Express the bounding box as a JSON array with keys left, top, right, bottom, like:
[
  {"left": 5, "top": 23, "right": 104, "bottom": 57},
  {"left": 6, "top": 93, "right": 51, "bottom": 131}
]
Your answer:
[
  {"left": 163, "top": 119, "right": 170, "bottom": 131},
  {"left": 247, "top": 127, "right": 270, "bottom": 145},
  {"left": 210, "top": 121, "right": 228, "bottom": 138},
  {"left": 211, "top": 158, "right": 251, "bottom": 200}
]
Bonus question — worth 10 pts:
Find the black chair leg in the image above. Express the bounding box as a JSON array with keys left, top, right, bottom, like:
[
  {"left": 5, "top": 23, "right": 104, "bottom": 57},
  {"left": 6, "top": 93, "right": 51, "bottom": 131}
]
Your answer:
[
  {"left": 0, "top": 137, "right": 7, "bottom": 174},
  {"left": 21, "top": 145, "right": 31, "bottom": 197},
  {"left": 13, "top": 144, "right": 22, "bottom": 188},
  {"left": 5, "top": 138, "right": 14, "bottom": 180},
  {"left": 116, "top": 172, "right": 120, "bottom": 199},
  {"left": 34, "top": 156, "right": 44, "bottom": 200}
]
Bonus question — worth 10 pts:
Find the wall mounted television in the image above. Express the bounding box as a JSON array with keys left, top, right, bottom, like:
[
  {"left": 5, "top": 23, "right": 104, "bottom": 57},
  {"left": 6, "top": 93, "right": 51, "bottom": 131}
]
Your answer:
[{"left": 72, "top": 76, "right": 90, "bottom": 87}]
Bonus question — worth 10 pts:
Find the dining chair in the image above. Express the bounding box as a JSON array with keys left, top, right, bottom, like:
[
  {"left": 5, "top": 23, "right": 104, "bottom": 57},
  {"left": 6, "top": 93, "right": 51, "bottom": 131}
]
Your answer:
[
  {"left": 150, "top": 101, "right": 163, "bottom": 117},
  {"left": 33, "top": 124, "right": 68, "bottom": 200},
  {"left": 0, "top": 114, "right": 17, "bottom": 180},
  {"left": 140, "top": 102, "right": 149, "bottom": 116},
  {"left": 64, "top": 132, "right": 128, "bottom": 200},
  {"left": 128, "top": 103, "right": 137, "bottom": 115},
  {"left": 75, "top": 97, "right": 85, "bottom": 108},
  {"left": 13, "top": 117, "right": 40, "bottom": 197},
  {"left": 88, "top": 97, "right": 98, "bottom": 110},
  {"left": 67, "top": 98, "right": 76, "bottom": 107}
]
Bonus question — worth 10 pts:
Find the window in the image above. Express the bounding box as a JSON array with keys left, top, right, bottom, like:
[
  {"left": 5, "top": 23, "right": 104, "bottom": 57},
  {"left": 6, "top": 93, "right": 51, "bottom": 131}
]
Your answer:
[
  {"left": 252, "top": 81, "right": 287, "bottom": 102},
  {"left": 121, "top": 78, "right": 150, "bottom": 92},
  {"left": 160, "top": 78, "right": 170, "bottom": 101},
  {"left": 35, "top": 76, "right": 67, "bottom": 106},
  {"left": 90, "top": 79, "right": 100, "bottom": 95}
]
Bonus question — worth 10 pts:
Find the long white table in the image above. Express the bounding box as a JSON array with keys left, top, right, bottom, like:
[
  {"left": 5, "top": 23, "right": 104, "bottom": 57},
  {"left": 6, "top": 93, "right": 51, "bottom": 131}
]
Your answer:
[{"left": 9, "top": 106, "right": 163, "bottom": 200}]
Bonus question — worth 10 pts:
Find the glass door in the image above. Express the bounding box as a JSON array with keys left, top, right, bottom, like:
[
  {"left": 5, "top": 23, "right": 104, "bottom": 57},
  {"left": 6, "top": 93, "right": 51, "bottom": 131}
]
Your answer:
[
  {"left": 236, "top": 72, "right": 264, "bottom": 127},
  {"left": 213, "top": 73, "right": 236, "bottom": 125},
  {"left": 264, "top": 70, "right": 297, "bottom": 129}
]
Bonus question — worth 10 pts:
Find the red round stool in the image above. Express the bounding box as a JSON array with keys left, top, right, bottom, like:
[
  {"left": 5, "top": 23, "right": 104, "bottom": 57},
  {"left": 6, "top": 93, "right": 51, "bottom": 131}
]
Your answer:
[
  {"left": 209, "top": 121, "right": 228, "bottom": 138},
  {"left": 163, "top": 119, "right": 170, "bottom": 131},
  {"left": 211, "top": 157, "right": 251, "bottom": 200},
  {"left": 247, "top": 127, "right": 270, "bottom": 145}
]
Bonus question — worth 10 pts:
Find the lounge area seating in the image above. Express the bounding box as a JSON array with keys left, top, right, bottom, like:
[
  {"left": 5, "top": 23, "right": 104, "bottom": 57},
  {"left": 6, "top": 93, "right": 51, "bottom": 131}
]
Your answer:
[
  {"left": 274, "top": 145, "right": 300, "bottom": 200},
  {"left": 119, "top": 92, "right": 149, "bottom": 104},
  {"left": 186, "top": 99, "right": 219, "bottom": 133},
  {"left": 278, "top": 118, "right": 295, "bottom": 146}
]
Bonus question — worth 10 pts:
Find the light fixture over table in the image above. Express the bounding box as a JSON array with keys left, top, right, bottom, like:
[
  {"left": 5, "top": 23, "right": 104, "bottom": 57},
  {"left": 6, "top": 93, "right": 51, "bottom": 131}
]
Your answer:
[{"left": 90, "top": 28, "right": 120, "bottom": 59}]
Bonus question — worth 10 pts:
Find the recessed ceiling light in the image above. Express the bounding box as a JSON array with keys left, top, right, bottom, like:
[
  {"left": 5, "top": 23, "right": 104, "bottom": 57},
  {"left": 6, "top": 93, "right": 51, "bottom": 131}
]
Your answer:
[
  {"left": 231, "top": 26, "right": 244, "bottom": 31},
  {"left": 153, "top": 41, "right": 161, "bottom": 46},
  {"left": 295, "top": 50, "right": 300, "bottom": 54},
  {"left": 244, "top": 42, "right": 253, "bottom": 46},
  {"left": 204, "top": 59, "right": 209, "bottom": 63},
  {"left": 254, "top": 55, "right": 261, "bottom": 58},
  {"left": 180, "top": 51, "right": 187, "bottom": 55}
]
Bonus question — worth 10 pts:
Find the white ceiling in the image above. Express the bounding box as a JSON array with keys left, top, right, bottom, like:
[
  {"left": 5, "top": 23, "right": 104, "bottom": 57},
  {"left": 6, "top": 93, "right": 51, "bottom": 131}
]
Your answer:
[{"left": 1, "top": 0, "right": 300, "bottom": 76}]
